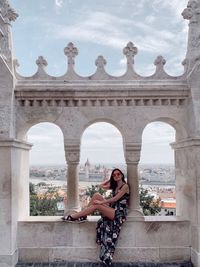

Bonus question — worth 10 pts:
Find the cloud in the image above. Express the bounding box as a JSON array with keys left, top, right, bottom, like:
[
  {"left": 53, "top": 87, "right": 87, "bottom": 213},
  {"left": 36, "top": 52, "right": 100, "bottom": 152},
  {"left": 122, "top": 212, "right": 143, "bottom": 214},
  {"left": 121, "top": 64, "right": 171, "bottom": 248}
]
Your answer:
[
  {"left": 55, "top": 0, "right": 63, "bottom": 7},
  {"left": 151, "top": 0, "right": 188, "bottom": 17}
]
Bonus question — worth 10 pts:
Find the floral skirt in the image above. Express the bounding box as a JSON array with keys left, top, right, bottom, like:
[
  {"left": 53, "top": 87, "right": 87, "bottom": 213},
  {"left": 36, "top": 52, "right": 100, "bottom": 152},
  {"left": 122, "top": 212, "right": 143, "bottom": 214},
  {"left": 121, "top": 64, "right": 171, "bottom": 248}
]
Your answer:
[{"left": 96, "top": 214, "right": 126, "bottom": 266}]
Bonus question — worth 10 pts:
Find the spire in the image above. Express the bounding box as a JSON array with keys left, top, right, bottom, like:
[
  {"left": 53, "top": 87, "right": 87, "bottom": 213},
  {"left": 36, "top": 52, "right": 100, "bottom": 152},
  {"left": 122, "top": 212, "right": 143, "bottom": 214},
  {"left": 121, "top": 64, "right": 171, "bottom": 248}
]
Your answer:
[
  {"left": 182, "top": 0, "right": 200, "bottom": 73},
  {"left": 0, "top": 0, "right": 18, "bottom": 69}
]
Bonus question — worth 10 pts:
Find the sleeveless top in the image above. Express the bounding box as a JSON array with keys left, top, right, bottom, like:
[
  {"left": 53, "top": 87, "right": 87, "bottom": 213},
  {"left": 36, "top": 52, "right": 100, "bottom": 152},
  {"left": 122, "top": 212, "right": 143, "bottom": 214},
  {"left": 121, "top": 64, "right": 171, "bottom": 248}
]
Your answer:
[{"left": 110, "top": 183, "right": 130, "bottom": 222}]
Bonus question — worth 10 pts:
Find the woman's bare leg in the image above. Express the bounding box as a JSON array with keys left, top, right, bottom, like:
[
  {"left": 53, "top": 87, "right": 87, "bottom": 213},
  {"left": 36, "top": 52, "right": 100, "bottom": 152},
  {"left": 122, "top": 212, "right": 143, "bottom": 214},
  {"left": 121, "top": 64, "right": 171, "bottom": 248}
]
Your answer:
[
  {"left": 87, "top": 193, "right": 105, "bottom": 207},
  {"left": 71, "top": 204, "right": 115, "bottom": 220}
]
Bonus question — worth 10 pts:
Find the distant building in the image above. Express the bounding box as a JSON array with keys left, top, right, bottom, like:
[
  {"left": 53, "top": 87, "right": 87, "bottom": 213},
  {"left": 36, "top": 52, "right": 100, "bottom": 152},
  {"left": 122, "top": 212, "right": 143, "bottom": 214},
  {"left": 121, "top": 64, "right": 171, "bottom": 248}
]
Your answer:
[{"left": 84, "top": 158, "right": 91, "bottom": 179}]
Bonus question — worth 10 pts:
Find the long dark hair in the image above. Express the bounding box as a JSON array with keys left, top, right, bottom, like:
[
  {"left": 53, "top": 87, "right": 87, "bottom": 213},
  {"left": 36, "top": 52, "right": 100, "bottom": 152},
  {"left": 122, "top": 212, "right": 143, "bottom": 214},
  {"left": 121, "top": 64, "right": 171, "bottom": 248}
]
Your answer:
[{"left": 109, "top": 168, "right": 126, "bottom": 191}]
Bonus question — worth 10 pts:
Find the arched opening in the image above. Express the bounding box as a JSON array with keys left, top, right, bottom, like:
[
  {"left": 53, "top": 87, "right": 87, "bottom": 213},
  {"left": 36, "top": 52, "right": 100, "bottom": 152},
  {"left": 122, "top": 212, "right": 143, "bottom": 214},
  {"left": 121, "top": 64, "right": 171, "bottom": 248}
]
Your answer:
[
  {"left": 79, "top": 122, "right": 125, "bottom": 209},
  {"left": 27, "top": 122, "right": 66, "bottom": 216},
  {"left": 139, "top": 121, "right": 176, "bottom": 216}
]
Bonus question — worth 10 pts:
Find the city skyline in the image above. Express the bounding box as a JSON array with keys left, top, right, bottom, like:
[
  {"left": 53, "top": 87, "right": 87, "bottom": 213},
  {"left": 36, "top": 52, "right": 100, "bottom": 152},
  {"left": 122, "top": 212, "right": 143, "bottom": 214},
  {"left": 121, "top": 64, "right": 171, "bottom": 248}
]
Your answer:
[{"left": 11, "top": 0, "right": 187, "bottom": 165}]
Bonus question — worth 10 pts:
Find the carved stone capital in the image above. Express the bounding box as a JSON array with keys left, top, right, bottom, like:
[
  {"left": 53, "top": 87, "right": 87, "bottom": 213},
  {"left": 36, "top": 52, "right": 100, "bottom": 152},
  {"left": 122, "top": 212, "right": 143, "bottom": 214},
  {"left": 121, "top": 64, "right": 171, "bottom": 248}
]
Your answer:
[
  {"left": 124, "top": 143, "right": 141, "bottom": 164},
  {"left": 171, "top": 138, "right": 200, "bottom": 150},
  {"left": 65, "top": 144, "right": 80, "bottom": 164}
]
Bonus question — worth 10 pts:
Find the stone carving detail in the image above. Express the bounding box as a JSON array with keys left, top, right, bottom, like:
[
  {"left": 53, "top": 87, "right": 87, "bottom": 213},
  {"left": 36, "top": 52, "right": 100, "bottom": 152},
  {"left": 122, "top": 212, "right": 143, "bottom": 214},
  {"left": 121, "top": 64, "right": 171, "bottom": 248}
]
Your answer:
[
  {"left": 0, "top": 1, "right": 18, "bottom": 23},
  {"left": 191, "top": 35, "right": 200, "bottom": 47},
  {"left": 154, "top": 55, "right": 166, "bottom": 67},
  {"left": 65, "top": 145, "right": 80, "bottom": 164},
  {"left": 0, "top": 1, "right": 18, "bottom": 65},
  {"left": 154, "top": 55, "right": 166, "bottom": 76},
  {"left": 36, "top": 56, "right": 48, "bottom": 67},
  {"left": 125, "top": 150, "right": 141, "bottom": 164},
  {"left": 14, "top": 41, "right": 184, "bottom": 79},
  {"left": 64, "top": 42, "right": 78, "bottom": 67},
  {"left": 123, "top": 41, "right": 138, "bottom": 66},
  {"left": 95, "top": 55, "right": 107, "bottom": 69},
  {"left": 17, "top": 97, "right": 187, "bottom": 108},
  {"left": 182, "top": 0, "right": 200, "bottom": 23},
  {"left": 0, "top": 106, "right": 10, "bottom": 134}
]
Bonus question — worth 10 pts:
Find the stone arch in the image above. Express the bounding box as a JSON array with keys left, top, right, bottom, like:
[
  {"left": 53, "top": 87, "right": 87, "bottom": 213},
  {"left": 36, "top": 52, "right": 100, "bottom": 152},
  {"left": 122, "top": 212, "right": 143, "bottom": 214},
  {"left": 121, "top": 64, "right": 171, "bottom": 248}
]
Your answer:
[
  {"left": 141, "top": 117, "right": 188, "bottom": 142},
  {"left": 17, "top": 119, "right": 65, "bottom": 141},
  {"left": 26, "top": 122, "right": 65, "bottom": 165},
  {"left": 80, "top": 120, "right": 126, "bottom": 164},
  {"left": 80, "top": 118, "right": 126, "bottom": 145}
]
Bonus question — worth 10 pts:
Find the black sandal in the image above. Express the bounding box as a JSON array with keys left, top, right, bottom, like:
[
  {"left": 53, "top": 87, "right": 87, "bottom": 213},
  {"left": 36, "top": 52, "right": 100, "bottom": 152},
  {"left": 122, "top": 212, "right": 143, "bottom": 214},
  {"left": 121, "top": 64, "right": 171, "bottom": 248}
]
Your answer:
[
  {"left": 61, "top": 215, "right": 79, "bottom": 222},
  {"left": 78, "top": 216, "right": 87, "bottom": 222}
]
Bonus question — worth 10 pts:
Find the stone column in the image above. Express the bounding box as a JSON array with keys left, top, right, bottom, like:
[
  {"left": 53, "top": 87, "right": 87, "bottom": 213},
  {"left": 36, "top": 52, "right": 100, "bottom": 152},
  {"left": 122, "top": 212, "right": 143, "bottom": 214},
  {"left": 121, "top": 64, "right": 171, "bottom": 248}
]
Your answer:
[
  {"left": 64, "top": 142, "right": 81, "bottom": 214},
  {"left": 0, "top": 139, "right": 31, "bottom": 267},
  {"left": 124, "top": 143, "right": 144, "bottom": 219},
  {"left": 171, "top": 139, "right": 200, "bottom": 222},
  {"left": 171, "top": 139, "right": 200, "bottom": 267}
]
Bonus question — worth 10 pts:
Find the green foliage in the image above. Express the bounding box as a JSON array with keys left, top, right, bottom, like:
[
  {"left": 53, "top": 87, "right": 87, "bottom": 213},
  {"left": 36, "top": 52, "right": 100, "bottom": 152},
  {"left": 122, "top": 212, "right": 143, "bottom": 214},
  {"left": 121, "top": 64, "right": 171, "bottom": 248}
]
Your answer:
[
  {"left": 139, "top": 186, "right": 161, "bottom": 216},
  {"left": 29, "top": 183, "right": 63, "bottom": 216},
  {"left": 29, "top": 182, "right": 36, "bottom": 195},
  {"left": 85, "top": 184, "right": 107, "bottom": 198}
]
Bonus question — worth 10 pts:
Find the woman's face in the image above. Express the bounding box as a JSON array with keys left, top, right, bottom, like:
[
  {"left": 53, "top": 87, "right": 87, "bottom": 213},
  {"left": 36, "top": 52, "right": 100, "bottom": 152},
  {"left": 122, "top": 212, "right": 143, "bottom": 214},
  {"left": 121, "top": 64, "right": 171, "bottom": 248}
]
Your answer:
[{"left": 112, "top": 170, "right": 123, "bottom": 182}]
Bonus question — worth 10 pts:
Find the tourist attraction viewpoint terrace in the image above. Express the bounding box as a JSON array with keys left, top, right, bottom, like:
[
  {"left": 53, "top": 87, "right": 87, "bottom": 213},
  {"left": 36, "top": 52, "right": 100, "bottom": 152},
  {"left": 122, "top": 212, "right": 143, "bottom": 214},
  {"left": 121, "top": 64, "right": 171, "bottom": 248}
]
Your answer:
[{"left": 1, "top": 0, "right": 200, "bottom": 266}]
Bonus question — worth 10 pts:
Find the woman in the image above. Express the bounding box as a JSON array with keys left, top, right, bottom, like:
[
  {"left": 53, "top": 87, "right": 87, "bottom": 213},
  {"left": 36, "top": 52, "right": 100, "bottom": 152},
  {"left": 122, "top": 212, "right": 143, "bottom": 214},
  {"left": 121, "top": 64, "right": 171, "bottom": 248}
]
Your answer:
[{"left": 62, "top": 168, "right": 130, "bottom": 266}]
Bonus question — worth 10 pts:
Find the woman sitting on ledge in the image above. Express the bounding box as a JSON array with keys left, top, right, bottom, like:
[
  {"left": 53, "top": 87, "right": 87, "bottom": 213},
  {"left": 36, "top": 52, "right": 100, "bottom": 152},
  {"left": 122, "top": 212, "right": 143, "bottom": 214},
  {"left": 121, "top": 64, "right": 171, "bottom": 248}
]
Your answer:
[{"left": 62, "top": 168, "right": 130, "bottom": 267}]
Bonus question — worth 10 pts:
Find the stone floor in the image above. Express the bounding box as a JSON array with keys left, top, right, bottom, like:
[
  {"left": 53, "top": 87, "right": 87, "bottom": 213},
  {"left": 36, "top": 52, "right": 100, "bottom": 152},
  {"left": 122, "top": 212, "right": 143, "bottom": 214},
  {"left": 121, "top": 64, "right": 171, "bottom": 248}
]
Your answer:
[{"left": 15, "top": 262, "right": 193, "bottom": 267}]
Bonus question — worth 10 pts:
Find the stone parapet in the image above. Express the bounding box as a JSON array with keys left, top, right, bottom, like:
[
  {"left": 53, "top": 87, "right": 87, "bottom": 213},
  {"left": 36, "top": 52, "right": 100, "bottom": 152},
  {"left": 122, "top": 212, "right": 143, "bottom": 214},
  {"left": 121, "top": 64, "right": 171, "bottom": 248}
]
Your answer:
[{"left": 17, "top": 217, "right": 191, "bottom": 264}]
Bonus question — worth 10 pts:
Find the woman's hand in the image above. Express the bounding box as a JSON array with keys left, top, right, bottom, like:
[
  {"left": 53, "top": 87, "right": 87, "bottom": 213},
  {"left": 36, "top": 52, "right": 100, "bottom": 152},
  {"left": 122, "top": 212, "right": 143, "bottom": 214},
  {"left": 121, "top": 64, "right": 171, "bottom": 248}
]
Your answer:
[
  {"left": 99, "top": 179, "right": 110, "bottom": 189},
  {"left": 94, "top": 199, "right": 104, "bottom": 205}
]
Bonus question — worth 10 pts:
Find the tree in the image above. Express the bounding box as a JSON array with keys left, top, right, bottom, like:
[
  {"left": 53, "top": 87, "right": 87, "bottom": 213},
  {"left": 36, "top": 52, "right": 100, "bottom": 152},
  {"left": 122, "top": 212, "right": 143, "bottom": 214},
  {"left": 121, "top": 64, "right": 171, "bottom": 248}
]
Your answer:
[
  {"left": 85, "top": 185, "right": 161, "bottom": 216},
  {"left": 139, "top": 186, "right": 161, "bottom": 216},
  {"left": 29, "top": 183, "right": 63, "bottom": 216},
  {"left": 85, "top": 184, "right": 107, "bottom": 198}
]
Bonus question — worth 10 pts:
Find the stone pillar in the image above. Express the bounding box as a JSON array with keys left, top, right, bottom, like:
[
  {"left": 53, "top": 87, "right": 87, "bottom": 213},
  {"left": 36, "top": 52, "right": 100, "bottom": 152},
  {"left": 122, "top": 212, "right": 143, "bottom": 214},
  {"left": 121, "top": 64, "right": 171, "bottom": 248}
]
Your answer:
[
  {"left": 64, "top": 142, "right": 81, "bottom": 214},
  {"left": 0, "top": 139, "right": 31, "bottom": 267},
  {"left": 171, "top": 139, "right": 200, "bottom": 222},
  {"left": 124, "top": 143, "right": 144, "bottom": 219},
  {"left": 171, "top": 138, "right": 200, "bottom": 267}
]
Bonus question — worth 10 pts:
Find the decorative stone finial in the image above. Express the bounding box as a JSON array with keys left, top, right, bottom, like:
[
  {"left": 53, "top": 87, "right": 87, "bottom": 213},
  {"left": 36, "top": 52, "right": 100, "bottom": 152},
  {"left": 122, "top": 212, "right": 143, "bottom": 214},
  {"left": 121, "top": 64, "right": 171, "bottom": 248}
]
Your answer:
[
  {"left": 64, "top": 42, "right": 78, "bottom": 67},
  {"left": 0, "top": 1, "right": 18, "bottom": 23},
  {"left": 95, "top": 55, "right": 107, "bottom": 69},
  {"left": 123, "top": 42, "right": 138, "bottom": 60},
  {"left": 154, "top": 55, "right": 166, "bottom": 67},
  {"left": 36, "top": 56, "right": 48, "bottom": 67},
  {"left": 182, "top": 0, "right": 200, "bottom": 23},
  {"left": 153, "top": 55, "right": 167, "bottom": 77},
  {"left": 123, "top": 42, "right": 138, "bottom": 73}
]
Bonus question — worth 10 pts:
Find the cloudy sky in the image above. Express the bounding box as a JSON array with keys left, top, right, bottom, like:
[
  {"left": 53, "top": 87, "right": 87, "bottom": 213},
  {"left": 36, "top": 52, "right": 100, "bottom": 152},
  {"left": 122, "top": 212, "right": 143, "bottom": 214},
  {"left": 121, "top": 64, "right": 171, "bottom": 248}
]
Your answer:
[{"left": 10, "top": 0, "right": 188, "bottom": 165}]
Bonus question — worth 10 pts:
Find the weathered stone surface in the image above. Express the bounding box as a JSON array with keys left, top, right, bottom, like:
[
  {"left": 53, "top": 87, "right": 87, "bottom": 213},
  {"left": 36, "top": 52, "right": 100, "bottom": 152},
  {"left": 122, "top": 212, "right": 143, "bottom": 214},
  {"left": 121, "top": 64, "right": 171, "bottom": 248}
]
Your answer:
[{"left": 1, "top": 0, "right": 200, "bottom": 266}]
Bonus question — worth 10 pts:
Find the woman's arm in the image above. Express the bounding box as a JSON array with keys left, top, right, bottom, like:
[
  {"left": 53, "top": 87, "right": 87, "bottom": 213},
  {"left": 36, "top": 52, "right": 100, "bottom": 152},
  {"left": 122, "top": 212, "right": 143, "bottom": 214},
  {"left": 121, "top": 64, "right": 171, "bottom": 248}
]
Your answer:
[
  {"left": 95, "top": 184, "right": 129, "bottom": 205},
  {"left": 98, "top": 179, "right": 110, "bottom": 190}
]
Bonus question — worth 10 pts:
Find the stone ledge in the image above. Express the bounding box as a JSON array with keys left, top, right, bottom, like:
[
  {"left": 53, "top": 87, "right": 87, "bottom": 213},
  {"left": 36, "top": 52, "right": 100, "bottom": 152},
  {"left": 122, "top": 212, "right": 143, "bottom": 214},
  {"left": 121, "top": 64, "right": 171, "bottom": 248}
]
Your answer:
[
  {"left": 15, "top": 261, "right": 193, "bottom": 267},
  {"left": 18, "top": 216, "right": 190, "bottom": 223}
]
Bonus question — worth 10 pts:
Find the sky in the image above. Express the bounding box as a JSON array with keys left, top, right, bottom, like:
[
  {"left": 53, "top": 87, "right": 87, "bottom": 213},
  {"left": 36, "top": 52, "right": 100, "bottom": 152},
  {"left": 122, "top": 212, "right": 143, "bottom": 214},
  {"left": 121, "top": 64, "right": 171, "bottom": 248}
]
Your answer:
[{"left": 10, "top": 0, "right": 189, "bottom": 165}]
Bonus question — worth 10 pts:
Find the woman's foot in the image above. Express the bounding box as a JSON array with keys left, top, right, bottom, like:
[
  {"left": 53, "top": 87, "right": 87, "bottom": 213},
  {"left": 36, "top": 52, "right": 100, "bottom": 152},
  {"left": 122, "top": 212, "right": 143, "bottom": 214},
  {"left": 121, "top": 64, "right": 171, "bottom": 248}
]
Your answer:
[
  {"left": 61, "top": 215, "right": 79, "bottom": 222},
  {"left": 61, "top": 215, "right": 87, "bottom": 223},
  {"left": 79, "top": 215, "right": 87, "bottom": 222}
]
